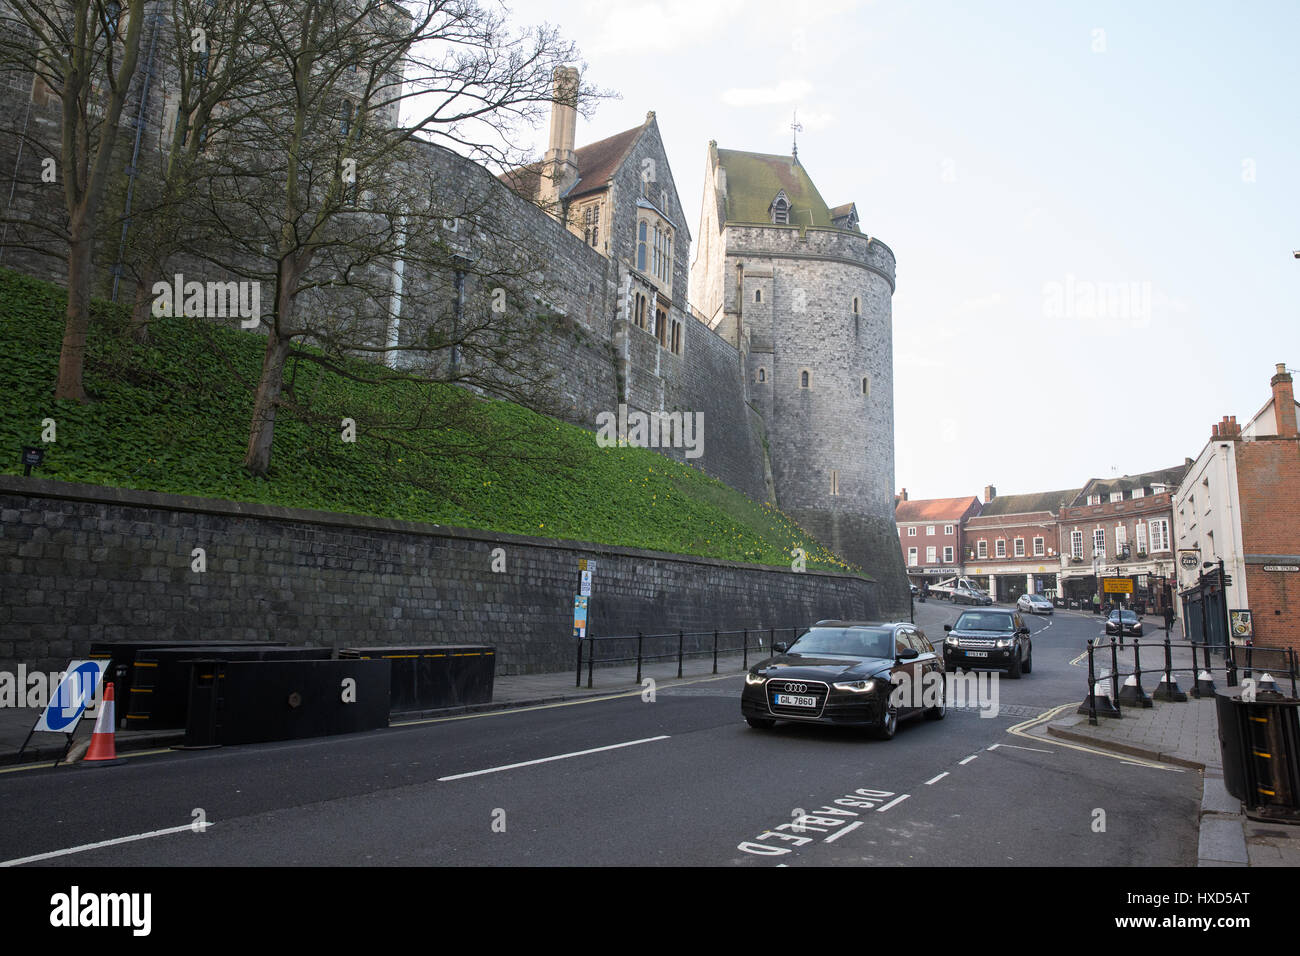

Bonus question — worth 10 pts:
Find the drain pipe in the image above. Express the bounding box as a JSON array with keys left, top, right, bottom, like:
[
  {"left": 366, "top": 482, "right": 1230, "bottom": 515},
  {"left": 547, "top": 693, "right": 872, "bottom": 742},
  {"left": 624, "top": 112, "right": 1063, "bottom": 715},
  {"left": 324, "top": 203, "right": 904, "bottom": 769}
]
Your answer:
[{"left": 111, "top": 3, "right": 163, "bottom": 302}]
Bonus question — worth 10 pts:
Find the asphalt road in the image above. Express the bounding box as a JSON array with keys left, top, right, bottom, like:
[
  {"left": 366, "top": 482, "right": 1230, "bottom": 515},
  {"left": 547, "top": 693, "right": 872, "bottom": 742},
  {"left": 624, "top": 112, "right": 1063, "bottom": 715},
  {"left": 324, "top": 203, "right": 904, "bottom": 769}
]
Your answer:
[{"left": 0, "top": 604, "right": 1201, "bottom": 867}]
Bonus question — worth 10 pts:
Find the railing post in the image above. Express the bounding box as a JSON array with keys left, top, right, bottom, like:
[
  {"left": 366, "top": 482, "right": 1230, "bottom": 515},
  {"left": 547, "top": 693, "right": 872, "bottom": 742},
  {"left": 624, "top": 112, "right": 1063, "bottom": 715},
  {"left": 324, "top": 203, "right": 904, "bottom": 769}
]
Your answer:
[
  {"left": 1087, "top": 639, "right": 1098, "bottom": 726},
  {"left": 1133, "top": 637, "right": 1142, "bottom": 689},
  {"left": 712, "top": 630, "right": 719, "bottom": 674},
  {"left": 1110, "top": 637, "right": 1121, "bottom": 715},
  {"left": 586, "top": 636, "right": 594, "bottom": 689},
  {"left": 1227, "top": 641, "right": 1238, "bottom": 687},
  {"left": 743, "top": 628, "right": 749, "bottom": 669},
  {"left": 677, "top": 630, "right": 684, "bottom": 679},
  {"left": 636, "top": 631, "right": 643, "bottom": 685},
  {"left": 1164, "top": 634, "right": 1173, "bottom": 686}
]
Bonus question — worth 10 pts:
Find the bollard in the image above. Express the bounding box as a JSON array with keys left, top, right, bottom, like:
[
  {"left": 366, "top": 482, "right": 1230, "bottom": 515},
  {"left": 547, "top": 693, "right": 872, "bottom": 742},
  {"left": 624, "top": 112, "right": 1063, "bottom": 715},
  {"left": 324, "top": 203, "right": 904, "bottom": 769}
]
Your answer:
[
  {"left": 713, "top": 629, "right": 719, "bottom": 674},
  {"left": 1110, "top": 638, "right": 1122, "bottom": 715},
  {"left": 587, "top": 636, "right": 594, "bottom": 689},
  {"left": 677, "top": 630, "right": 684, "bottom": 679},
  {"left": 1153, "top": 634, "right": 1188, "bottom": 702},
  {"left": 576, "top": 637, "right": 583, "bottom": 689},
  {"left": 1080, "top": 639, "right": 1098, "bottom": 725},
  {"left": 743, "top": 628, "right": 749, "bottom": 669},
  {"left": 635, "top": 631, "right": 643, "bottom": 685},
  {"left": 1227, "top": 643, "right": 1238, "bottom": 688},
  {"left": 1119, "top": 638, "right": 1152, "bottom": 708}
]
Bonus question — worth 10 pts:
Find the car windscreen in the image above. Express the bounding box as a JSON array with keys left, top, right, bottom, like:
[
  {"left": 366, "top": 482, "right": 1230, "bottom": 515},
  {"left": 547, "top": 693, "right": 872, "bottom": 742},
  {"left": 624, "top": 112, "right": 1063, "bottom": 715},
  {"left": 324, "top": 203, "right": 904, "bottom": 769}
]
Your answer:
[
  {"left": 788, "top": 627, "right": 894, "bottom": 658},
  {"left": 954, "top": 612, "right": 1015, "bottom": 632}
]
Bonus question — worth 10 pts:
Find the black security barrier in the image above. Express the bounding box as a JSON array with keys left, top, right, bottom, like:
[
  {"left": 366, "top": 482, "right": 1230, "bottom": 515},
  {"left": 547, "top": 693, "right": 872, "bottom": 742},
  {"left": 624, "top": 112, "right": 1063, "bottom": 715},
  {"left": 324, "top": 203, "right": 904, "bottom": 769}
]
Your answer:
[
  {"left": 338, "top": 645, "right": 495, "bottom": 712},
  {"left": 183, "top": 659, "right": 390, "bottom": 747},
  {"left": 126, "top": 646, "right": 332, "bottom": 730},
  {"left": 576, "top": 626, "right": 804, "bottom": 689},
  {"left": 90, "top": 640, "right": 288, "bottom": 728},
  {"left": 1216, "top": 687, "right": 1300, "bottom": 823}
]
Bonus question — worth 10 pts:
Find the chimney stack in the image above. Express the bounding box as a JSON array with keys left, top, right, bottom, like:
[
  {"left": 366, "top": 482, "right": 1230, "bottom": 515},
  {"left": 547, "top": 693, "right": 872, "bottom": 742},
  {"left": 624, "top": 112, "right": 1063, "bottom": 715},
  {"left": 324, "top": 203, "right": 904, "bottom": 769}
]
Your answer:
[
  {"left": 1272, "top": 363, "right": 1297, "bottom": 438},
  {"left": 984, "top": 485, "right": 996, "bottom": 504},
  {"left": 899, "top": 488, "right": 908, "bottom": 502},
  {"left": 540, "top": 67, "right": 580, "bottom": 209},
  {"left": 1211, "top": 415, "right": 1241, "bottom": 441}
]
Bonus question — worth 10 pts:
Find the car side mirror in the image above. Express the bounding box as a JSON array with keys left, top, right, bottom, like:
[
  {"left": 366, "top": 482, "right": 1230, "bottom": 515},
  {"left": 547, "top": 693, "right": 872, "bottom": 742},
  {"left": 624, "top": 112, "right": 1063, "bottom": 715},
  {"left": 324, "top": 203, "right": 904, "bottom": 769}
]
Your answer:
[
  {"left": 1018, "top": 627, "right": 1030, "bottom": 635},
  {"left": 773, "top": 642, "right": 788, "bottom": 654},
  {"left": 897, "top": 647, "right": 919, "bottom": 660},
  {"left": 943, "top": 624, "right": 952, "bottom": 632}
]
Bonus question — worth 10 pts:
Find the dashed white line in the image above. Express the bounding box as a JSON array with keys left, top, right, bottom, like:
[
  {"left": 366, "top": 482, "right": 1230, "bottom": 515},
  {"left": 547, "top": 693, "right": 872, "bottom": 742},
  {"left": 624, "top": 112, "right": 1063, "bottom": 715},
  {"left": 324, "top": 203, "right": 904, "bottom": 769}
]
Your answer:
[
  {"left": 437, "top": 735, "right": 670, "bottom": 781},
  {"left": 959, "top": 754, "right": 979, "bottom": 765},
  {"left": 924, "top": 772, "right": 949, "bottom": 785},
  {"left": 876, "top": 794, "right": 910, "bottom": 812},
  {"left": 1, "top": 821, "right": 212, "bottom": 867},
  {"left": 822, "top": 821, "right": 863, "bottom": 843},
  {"left": 988, "top": 743, "right": 1053, "bottom": 754}
]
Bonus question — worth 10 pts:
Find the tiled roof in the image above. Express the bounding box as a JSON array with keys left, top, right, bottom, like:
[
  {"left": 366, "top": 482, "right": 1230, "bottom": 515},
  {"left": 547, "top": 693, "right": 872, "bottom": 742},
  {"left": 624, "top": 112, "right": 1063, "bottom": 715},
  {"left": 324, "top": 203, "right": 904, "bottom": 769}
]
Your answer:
[
  {"left": 895, "top": 496, "right": 981, "bottom": 523},
  {"left": 498, "top": 124, "right": 644, "bottom": 203},
  {"left": 1071, "top": 464, "right": 1191, "bottom": 506},
  {"left": 716, "top": 148, "right": 835, "bottom": 228},
  {"left": 977, "top": 488, "right": 1080, "bottom": 517}
]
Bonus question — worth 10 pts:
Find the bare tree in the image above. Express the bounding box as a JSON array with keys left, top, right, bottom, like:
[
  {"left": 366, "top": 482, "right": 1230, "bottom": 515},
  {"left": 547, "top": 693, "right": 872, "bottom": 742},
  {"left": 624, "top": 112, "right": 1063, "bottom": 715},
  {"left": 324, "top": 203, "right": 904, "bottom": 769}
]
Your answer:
[{"left": 0, "top": 0, "right": 147, "bottom": 401}]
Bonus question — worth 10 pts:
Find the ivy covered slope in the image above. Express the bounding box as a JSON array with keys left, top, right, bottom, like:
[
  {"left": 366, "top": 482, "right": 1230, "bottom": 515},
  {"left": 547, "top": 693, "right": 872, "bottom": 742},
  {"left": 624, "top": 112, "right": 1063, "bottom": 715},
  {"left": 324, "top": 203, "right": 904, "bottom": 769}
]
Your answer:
[{"left": 0, "top": 268, "right": 861, "bottom": 574}]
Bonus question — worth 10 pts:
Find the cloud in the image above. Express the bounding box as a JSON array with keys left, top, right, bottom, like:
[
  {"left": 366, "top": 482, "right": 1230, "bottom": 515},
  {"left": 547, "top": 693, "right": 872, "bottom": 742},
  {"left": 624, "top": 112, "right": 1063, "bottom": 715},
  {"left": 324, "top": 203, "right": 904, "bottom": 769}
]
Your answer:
[{"left": 722, "top": 79, "right": 813, "bottom": 107}]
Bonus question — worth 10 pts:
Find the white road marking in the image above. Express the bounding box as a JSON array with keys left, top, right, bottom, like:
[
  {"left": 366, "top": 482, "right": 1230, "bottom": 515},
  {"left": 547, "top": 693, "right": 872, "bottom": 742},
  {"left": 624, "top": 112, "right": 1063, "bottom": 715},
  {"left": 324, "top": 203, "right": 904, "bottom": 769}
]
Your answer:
[
  {"left": 924, "top": 772, "right": 949, "bottom": 785},
  {"left": 876, "top": 794, "right": 910, "bottom": 812},
  {"left": 822, "top": 821, "right": 863, "bottom": 843},
  {"left": 437, "top": 735, "right": 670, "bottom": 781},
  {"left": 989, "top": 743, "right": 1053, "bottom": 754},
  {"left": 959, "top": 754, "right": 979, "bottom": 765},
  {"left": 1, "top": 821, "right": 212, "bottom": 867}
]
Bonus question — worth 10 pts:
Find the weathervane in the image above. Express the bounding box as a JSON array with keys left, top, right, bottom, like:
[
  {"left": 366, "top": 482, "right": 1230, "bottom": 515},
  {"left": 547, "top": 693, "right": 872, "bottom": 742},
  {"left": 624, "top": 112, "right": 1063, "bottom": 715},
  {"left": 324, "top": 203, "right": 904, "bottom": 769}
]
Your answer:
[{"left": 791, "top": 109, "right": 803, "bottom": 164}]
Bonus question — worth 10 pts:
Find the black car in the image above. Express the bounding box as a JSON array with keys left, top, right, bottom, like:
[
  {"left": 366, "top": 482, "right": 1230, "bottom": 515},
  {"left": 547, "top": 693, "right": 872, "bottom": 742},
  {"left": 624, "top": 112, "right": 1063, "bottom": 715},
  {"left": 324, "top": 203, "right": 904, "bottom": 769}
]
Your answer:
[
  {"left": 1106, "top": 609, "right": 1143, "bottom": 638},
  {"left": 942, "top": 608, "right": 1032, "bottom": 678},
  {"left": 741, "top": 621, "right": 946, "bottom": 740}
]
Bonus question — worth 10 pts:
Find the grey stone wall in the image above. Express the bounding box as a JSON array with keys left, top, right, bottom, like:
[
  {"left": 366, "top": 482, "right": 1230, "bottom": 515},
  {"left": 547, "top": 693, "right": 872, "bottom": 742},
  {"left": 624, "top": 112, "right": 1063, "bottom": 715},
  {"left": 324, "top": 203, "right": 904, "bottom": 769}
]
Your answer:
[{"left": 0, "top": 477, "right": 883, "bottom": 676}]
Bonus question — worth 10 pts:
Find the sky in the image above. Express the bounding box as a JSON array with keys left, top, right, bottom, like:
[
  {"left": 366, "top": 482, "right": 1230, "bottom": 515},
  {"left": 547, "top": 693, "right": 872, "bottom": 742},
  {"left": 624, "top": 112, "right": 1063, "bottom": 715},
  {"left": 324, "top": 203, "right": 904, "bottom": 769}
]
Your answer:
[{"left": 499, "top": 0, "right": 1300, "bottom": 500}]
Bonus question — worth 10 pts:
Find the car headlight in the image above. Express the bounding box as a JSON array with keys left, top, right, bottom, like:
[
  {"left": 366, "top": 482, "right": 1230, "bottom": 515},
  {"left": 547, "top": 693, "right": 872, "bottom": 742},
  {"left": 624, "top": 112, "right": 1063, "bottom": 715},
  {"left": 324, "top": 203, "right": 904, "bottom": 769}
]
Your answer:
[
  {"left": 996, "top": 638, "right": 1013, "bottom": 648},
  {"left": 945, "top": 636, "right": 959, "bottom": 646},
  {"left": 833, "top": 679, "right": 876, "bottom": 693},
  {"left": 745, "top": 671, "right": 766, "bottom": 686}
]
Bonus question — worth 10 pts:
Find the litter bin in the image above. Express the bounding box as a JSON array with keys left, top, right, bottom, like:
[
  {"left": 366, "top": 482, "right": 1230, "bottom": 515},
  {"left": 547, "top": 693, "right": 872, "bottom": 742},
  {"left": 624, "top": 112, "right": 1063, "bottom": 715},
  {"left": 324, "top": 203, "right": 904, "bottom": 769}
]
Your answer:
[{"left": 1216, "top": 687, "right": 1300, "bottom": 823}]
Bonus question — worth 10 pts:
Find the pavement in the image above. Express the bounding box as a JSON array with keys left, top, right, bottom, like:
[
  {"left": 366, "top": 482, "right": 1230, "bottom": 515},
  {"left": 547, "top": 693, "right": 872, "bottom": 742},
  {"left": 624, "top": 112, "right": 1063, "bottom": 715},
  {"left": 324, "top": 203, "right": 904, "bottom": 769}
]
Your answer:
[{"left": 6, "top": 608, "right": 1300, "bottom": 868}]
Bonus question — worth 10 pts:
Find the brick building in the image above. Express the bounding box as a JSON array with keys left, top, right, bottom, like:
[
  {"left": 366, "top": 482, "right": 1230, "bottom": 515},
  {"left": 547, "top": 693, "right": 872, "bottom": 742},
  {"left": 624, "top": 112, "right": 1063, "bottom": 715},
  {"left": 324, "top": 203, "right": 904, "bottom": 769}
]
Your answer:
[
  {"left": 1174, "top": 364, "right": 1300, "bottom": 652},
  {"left": 963, "top": 484, "right": 1077, "bottom": 603},
  {"left": 894, "top": 490, "right": 981, "bottom": 587},
  {"left": 1057, "top": 464, "right": 1189, "bottom": 611}
]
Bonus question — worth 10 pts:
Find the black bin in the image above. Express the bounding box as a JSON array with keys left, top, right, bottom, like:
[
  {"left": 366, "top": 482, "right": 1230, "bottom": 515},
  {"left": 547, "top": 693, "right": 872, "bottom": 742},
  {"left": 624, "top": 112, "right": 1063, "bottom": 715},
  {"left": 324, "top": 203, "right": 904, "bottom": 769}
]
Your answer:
[
  {"left": 1216, "top": 687, "right": 1300, "bottom": 823},
  {"left": 339, "top": 645, "right": 496, "bottom": 712}
]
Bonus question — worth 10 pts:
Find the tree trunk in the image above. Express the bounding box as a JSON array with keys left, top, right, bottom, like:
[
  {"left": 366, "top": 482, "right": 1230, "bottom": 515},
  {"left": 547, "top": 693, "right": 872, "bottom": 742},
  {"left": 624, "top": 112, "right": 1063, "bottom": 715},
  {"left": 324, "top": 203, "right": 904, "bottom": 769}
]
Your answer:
[
  {"left": 127, "top": 272, "right": 154, "bottom": 344},
  {"left": 54, "top": 230, "right": 95, "bottom": 402},
  {"left": 244, "top": 327, "right": 293, "bottom": 476}
]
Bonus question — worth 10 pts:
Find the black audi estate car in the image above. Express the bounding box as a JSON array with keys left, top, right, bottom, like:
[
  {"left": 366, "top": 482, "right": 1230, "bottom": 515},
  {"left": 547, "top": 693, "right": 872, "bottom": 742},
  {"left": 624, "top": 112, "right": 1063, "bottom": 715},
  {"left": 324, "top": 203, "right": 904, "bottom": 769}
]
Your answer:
[{"left": 741, "top": 621, "right": 946, "bottom": 740}]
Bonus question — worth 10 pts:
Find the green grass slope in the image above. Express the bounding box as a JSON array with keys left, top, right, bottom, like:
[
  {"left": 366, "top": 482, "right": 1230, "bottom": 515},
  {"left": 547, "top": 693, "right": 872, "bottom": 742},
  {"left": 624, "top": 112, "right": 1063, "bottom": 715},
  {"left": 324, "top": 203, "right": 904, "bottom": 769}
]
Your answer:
[{"left": 0, "top": 268, "right": 861, "bottom": 574}]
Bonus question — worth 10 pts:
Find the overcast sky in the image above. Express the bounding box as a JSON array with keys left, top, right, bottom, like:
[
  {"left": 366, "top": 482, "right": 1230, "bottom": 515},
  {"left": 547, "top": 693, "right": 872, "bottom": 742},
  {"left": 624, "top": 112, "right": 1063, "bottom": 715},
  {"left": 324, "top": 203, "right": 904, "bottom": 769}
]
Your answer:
[{"left": 508, "top": 0, "right": 1300, "bottom": 501}]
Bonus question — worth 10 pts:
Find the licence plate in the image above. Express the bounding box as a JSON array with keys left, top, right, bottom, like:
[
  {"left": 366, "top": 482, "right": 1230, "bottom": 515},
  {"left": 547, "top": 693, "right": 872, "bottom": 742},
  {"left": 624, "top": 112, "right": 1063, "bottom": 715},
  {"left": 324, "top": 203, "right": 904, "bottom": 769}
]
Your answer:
[
  {"left": 966, "top": 651, "right": 988, "bottom": 658},
  {"left": 775, "top": 693, "right": 818, "bottom": 708}
]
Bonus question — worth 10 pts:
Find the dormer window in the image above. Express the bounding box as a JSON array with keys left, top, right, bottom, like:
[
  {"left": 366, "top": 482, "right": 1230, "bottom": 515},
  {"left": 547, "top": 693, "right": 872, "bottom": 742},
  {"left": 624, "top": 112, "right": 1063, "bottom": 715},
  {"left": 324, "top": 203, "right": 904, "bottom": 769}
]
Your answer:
[{"left": 770, "top": 190, "right": 790, "bottom": 225}]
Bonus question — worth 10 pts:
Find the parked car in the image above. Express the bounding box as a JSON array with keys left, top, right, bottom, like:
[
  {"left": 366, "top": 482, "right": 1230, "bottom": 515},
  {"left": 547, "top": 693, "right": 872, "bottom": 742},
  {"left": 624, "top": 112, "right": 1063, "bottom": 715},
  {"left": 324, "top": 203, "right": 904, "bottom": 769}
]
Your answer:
[
  {"left": 741, "top": 621, "right": 946, "bottom": 740},
  {"left": 1105, "top": 609, "right": 1144, "bottom": 638},
  {"left": 943, "top": 608, "right": 1032, "bottom": 678},
  {"left": 1017, "top": 593, "right": 1054, "bottom": 615}
]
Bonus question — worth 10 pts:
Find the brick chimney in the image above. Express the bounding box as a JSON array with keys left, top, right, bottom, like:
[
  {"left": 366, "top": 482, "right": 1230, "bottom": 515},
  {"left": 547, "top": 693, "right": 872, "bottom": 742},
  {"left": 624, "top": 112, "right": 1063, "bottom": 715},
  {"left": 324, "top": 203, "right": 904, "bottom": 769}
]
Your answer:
[
  {"left": 1272, "top": 363, "right": 1297, "bottom": 438},
  {"left": 899, "top": 488, "right": 908, "bottom": 502},
  {"left": 984, "top": 484, "right": 996, "bottom": 503},
  {"left": 1211, "top": 415, "right": 1241, "bottom": 441},
  {"left": 539, "top": 67, "right": 580, "bottom": 209}
]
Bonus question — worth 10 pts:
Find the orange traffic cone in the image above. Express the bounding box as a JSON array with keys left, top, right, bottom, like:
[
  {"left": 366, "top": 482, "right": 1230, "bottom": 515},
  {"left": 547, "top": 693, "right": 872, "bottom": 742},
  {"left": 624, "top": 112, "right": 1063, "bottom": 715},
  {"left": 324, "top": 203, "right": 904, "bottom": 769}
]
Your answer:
[{"left": 83, "top": 682, "right": 121, "bottom": 765}]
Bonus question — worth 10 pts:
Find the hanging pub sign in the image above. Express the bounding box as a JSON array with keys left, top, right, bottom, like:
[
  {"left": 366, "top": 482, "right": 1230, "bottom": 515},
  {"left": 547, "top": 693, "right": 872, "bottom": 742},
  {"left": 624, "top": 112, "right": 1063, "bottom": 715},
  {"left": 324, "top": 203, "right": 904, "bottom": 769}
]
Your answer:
[{"left": 1178, "top": 550, "right": 1200, "bottom": 571}]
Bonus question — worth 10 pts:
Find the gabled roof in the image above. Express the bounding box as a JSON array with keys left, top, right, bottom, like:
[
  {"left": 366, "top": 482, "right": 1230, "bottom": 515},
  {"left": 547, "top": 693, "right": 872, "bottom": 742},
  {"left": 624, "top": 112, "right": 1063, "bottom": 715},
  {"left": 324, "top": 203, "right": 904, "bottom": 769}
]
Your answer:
[
  {"left": 715, "top": 148, "right": 835, "bottom": 228},
  {"left": 1071, "top": 464, "right": 1190, "bottom": 505},
  {"left": 498, "top": 123, "right": 645, "bottom": 204},
  {"left": 977, "top": 488, "right": 1080, "bottom": 518},
  {"left": 895, "top": 496, "right": 982, "bottom": 523}
]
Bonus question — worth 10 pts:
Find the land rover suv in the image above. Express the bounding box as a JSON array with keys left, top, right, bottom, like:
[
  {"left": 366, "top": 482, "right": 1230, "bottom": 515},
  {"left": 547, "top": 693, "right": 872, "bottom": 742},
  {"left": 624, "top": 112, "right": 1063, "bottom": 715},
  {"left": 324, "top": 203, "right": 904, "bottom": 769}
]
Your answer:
[{"left": 943, "top": 608, "right": 1032, "bottom": 678}]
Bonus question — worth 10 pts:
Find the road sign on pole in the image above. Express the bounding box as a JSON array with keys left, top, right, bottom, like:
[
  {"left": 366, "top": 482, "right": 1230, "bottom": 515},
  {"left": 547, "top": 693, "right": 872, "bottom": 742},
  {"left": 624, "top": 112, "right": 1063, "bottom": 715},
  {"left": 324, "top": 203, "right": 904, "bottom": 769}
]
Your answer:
[
  {"left": 573, "top": 595, "right": 589, "bottom": 639},
  {"left": 1102, "top": 577, "right": 1133, "bottom": 595},
  {"left": 580, "top": 570, "right": 592, "bottom": 597}
]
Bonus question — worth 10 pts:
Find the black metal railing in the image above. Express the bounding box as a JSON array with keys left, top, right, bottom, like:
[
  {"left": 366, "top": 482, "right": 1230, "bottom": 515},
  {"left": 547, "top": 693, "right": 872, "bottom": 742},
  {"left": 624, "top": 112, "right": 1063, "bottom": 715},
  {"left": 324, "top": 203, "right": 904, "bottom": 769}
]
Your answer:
[
  {"left": 1081, "top": 631, "right": 1299, "bottom": 726},
  {"left": 574, "top": 626, "right": 805, "bottom": 689}
]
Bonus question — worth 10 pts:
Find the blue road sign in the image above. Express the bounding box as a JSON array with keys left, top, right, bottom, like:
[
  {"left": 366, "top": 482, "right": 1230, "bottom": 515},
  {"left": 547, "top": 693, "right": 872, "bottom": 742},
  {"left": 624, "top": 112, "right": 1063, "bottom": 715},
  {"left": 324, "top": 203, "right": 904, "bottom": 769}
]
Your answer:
[{"left": 33, "top": 660, "right": 106, "bottom": 733}]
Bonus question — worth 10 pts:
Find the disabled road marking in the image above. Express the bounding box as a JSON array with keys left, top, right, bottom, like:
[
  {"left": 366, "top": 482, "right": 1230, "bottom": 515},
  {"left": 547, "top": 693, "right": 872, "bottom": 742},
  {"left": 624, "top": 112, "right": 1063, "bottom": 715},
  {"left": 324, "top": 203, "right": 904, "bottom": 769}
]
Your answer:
[
  {"left": 924, "top": 772, "right": 949, "bottom": 785},
  {"left": 822, "top": 821, "right": 863, "bottom": 843}
]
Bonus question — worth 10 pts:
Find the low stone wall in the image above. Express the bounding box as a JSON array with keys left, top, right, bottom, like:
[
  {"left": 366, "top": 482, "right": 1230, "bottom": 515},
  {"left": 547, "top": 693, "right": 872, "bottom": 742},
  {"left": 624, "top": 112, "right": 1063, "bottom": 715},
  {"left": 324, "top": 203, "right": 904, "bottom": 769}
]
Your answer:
[{"left": 0, "top": 477, "right": 882, "bottom": 675}]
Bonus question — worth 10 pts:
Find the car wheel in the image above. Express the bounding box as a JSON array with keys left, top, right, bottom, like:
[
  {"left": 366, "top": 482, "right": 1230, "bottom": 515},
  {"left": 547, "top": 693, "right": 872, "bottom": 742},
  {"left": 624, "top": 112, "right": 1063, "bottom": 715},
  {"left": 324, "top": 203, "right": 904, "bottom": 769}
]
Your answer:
[
  {"left": 1007, "top": 653, "right": 1022, "bottom": 679},
  {"left": 873, "top": 705, "right": 898, "bottom": 740},
  {"left": 924, "top": 679, "right": 946, "bottom": 720},
  {"left": 1023, "top": 645, "right": 1033, "bottom": 674},
  {"left": 746, "top": 717, "right": 775, "bottom": 730}
]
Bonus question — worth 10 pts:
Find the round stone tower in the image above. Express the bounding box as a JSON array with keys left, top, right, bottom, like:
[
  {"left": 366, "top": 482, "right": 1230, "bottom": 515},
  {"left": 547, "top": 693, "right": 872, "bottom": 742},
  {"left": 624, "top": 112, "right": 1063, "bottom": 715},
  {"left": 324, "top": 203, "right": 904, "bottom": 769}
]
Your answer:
[{"left": 690, "top": 143, "right": 909, "bottom": 613}]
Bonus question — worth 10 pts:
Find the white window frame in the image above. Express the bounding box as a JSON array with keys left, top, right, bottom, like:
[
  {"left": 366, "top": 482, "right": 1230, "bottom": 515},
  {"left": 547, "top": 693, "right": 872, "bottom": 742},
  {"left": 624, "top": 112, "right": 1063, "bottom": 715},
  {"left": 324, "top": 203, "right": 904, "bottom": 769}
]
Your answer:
[
  {"left": 1110, "top": 491, "right": 1124, "bottom": 503},
  {"left": 1131, "top": 488, "right": 1145, "bottom": 499},
  {"left": 926, "top": 525, "right": 936, "bottom": 536},
  {"left": 926, "top": 546, "right": 937, "bottom": 564},
  {"left": 995, "top": 539, "right": 1007, "bottom": 558},
  {"left": 1093, "top": 528, "right": 1106, "bottom": 557},
  {"left": 1033, "top": 536, "right": 1045, "bottom": 556},
  {"left": 907, "top": 547, "right": 918, "bottom": 566},
  {"left": 1149, "top": 519, "right": 1170, "bottom": 552},
  {"left": 1014, "top": 538, "right": 1025, "bottom": 558},
  {"left": 907, "top": 526, "right": 917, "bottom": 537},
  {"left": 943, "top": 546, "right": 954, "bottom": 563},
  {"left": 1071, "top": 530, "right": 1084, "bottom": 559},
  {"left": 1136, "top": 522, "right": 1148, "bottom": 554},
  {"left": 944, "top": 524, "right": 954, "bottom": 535},
  {"left": 977, "top": 540, "right": 988, "bottom": 559}
]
